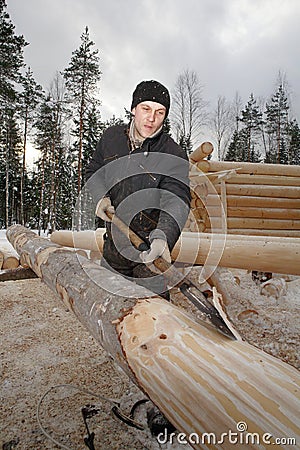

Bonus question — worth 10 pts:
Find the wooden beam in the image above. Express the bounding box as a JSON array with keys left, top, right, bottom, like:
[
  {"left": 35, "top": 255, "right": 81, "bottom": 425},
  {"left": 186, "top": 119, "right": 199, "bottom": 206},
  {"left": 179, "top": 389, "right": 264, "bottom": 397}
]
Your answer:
[
  {"left": 6, "top": 225, "right": 300, "bottom": 448},
  {"left": 189, "top": 142, "right": 213, "bottom": 163},
  {"left": 207, "top": 217, "right": 300, "bottom": 230},
  {"left": 205, "top": 194, "right": 300, "bottom": 209},
  {"left": 223, "top": 229, "right": 300, "bottom": 238},
  {"left": 172, "top": 232, "right": 300, "bottom": 275},
  {"left": 52, "top": 227, "right": 300, "bottom": 277},
  {"left": 197, "top": 160, "right": 300, "bottom": 177},
  {"left": 196, "top": 205, "right": 300, "bottom": 220},
  {"left": 224, "top": 173, "right": 300, "bottom": 187},
  {"left": 212, "top": 183, "right": 300, "bottom": 199},
  {"left": 50, "top": 228, "right": 105, "bottom": 253}
]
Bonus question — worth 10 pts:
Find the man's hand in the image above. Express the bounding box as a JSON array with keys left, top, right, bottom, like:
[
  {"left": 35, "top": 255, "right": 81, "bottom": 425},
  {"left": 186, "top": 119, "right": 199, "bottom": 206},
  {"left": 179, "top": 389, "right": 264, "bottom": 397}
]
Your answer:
[
  {"left": 140, "top": 239, "right": 171, "bottom": 264},
  {"left": 95, "top": 197, "right": 115, "bottom": 222}
]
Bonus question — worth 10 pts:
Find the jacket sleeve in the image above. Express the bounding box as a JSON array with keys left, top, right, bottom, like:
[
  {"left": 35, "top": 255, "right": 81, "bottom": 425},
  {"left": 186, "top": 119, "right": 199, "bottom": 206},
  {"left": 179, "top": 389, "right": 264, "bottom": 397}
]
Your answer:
[{"left": 150, "top": 153, "right": 191, "bottom": 251}]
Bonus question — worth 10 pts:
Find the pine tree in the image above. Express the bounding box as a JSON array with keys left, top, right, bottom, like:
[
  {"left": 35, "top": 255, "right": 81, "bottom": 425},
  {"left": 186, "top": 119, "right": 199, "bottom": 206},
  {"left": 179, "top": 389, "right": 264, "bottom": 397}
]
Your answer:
[
  {"left": 265, "top": 83, "right": 290, "bottom": 163},
  {"left": 18, "top": 66, "right": 43, "bottom": 224},
  {"left": 0, "top": 0, "right": 27, "bottom": 226},
  {"left": 239, "top": 94, "right": 263, "bottom": 162},
  {"left": 63, "top": 26, "right": 101, "bottom": 194},
  {"left": 34, "top": 93, "right": 67, "bottom": 233},
  {"left": 0, "top": 110, "right": 23, "bottom": 227}
]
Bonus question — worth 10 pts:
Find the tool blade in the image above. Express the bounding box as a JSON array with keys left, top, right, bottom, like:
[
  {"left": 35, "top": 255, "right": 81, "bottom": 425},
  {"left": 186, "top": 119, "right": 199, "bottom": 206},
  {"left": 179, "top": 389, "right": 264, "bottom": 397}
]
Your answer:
[{"left": 180, "top": 284, "right": 237, "bottom": 340}]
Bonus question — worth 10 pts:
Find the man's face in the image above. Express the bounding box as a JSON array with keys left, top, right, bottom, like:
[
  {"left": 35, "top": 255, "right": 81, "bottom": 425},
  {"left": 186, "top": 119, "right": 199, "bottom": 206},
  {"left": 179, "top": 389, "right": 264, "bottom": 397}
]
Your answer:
[{"left": 132, "top": 101, "right": 166, "bottom": 139}]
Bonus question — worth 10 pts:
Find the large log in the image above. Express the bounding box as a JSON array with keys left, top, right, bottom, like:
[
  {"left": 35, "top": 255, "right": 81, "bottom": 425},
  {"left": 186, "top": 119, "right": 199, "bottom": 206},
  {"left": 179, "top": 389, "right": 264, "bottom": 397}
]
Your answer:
[
  {"left": 197, "top": 205, "right": 300, "bottom": 220},
  {"left": 51, "top": 228, "right": 300, "bottom": 275},
  {"left": 6, "top": 225, "right": 300, "bottom": 449},
  {"left": 50, "top": 228, "right": 105, "bottom": 253},
  {"left": 205, "top": 194, "right": 300, "bottom": 209},
  {"left": 225, "top": 229, "right": 300, "bottom": 238},
  {"left": 223, "top": 173, "right": 300, "bottom": 187},
  {"left": 213, "top": 183, "right": 300, "bottom": 199},
  {"left": 173, "top": 232, "right": 300, "bottom": 275},
  {"left": 189, "top": 142, "right": 213, "bottom": 162},
  {"left": 207, "top": 217, "right": 300, "bottom": 230},
  {"left": 197, "top": 160, "right": 300, "bottom": 177}
]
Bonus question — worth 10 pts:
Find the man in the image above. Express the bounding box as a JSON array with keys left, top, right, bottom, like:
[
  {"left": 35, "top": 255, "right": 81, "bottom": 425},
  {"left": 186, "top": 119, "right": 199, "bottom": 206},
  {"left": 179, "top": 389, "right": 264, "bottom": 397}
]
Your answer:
[{"left": 85, "top": 80, "right": 191, "bottom": 299}]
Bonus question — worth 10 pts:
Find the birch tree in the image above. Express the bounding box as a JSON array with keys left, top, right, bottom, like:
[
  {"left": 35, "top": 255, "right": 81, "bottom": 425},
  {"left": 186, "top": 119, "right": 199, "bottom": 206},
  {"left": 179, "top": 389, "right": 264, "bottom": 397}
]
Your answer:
[
  {"left": 171, "top": 69, "right": 208, "bottom": 153},
  {"left": 210, "top": 96, "right": 233, "bottom": 160}
]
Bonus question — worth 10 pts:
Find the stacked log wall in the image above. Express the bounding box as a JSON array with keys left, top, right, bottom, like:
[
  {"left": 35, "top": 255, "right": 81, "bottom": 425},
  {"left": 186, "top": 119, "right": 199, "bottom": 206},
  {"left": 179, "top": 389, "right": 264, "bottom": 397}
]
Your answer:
[{"left": 185, "top": 152, "right": 300, "bottom": 238}]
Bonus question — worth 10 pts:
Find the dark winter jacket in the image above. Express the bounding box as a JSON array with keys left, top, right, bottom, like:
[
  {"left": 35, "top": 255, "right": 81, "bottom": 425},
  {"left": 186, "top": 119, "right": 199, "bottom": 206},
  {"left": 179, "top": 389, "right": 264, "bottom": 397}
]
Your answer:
[{"left": 85, "top": 124, "right": 191, "bottom": 251}]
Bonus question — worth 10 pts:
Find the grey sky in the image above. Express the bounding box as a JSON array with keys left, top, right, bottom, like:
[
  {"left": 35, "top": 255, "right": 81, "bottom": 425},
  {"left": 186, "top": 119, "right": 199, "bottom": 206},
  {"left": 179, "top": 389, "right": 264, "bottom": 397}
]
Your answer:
[{"left": 6, "top": 0, "right": 300, "bottom": 144}]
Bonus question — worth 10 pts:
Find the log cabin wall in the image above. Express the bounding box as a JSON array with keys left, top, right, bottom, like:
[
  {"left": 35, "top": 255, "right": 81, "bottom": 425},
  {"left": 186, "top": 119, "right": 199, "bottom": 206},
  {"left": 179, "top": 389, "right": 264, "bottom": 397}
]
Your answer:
[{"left": 185, "top": 146, "right": 300, "bottom": 238}]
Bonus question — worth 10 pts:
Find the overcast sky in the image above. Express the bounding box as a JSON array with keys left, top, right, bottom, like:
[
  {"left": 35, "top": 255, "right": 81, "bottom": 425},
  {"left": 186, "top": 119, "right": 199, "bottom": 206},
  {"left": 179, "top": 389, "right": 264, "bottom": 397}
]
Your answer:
[{"left": 6, "top": 0, "right": 300, "bottom": 140}]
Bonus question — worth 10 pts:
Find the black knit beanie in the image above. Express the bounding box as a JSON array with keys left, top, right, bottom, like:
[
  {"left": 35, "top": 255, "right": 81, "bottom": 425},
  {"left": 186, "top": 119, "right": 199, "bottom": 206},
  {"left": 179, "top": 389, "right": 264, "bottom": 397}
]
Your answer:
[{"left": 131, "top": 80, "right": 170, "bottom": 116}]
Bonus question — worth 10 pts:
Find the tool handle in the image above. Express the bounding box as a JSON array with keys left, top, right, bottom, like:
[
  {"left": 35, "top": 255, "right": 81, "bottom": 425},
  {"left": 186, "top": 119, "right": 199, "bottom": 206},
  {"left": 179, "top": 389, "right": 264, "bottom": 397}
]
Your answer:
[{"left": 106, "top": 211, "right": 172, "bottom": 274}]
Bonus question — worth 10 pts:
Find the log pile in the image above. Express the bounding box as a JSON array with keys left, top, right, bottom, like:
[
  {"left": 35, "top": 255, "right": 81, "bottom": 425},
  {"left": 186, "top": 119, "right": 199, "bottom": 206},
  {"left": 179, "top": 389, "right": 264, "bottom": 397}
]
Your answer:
[
  {"left": 6, "top": 225, "right": 300, "bottom": 448},
  {"left": 0, "top": 248, "right": 20, "bottom": 270},
  {"left": 185, "top": 154, "right": 300, "bottom": 238}
]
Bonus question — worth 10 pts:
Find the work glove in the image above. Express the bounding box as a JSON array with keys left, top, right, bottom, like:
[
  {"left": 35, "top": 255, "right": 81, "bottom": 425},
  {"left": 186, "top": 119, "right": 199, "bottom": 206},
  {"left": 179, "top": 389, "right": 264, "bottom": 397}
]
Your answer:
[
  {"left": 140, "top": 239, "right": 171, "bottom": 264},
  {"left": 95, "top": 197, "right": 115, "bottom": 222}
]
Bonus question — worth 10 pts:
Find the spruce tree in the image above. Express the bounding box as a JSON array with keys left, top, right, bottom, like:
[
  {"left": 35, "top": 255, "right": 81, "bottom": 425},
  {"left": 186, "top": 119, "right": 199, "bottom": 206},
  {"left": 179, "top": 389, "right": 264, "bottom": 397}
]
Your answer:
[
  {"left": 265, "top": 83, "right": 290, "bottom": 163},
  {"left": 63, "top": 26, "right": 101, "bottom": 194},
  {"left": 288, "top": 119, "right": 300, "bottom": 165},
  {"left": 239, "top": 94, "right": 263, "bottom": 162}
]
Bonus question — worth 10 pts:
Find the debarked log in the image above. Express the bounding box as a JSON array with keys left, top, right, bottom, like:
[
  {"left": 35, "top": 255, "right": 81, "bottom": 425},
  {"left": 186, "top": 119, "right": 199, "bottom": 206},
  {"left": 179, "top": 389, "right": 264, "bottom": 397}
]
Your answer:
[
  {"left": 189, "top": 142, "right": 214, "bottom": 163},
  {"left": 205, "top": 194, "right": 300, "bottom": 209},
  {"left": 51, "top": 229, "right": 300, "bottom": 276},
  {"left": 197, "top": 160, "right": 300, "bottom": 177},
  {"left": 173, "top": 232, "right": 300, "bottom": 276},
  {"left": 6, "top": 225, "right": 300, "bottom": 449},
  {"left": 200, "top": 206, "right": 300, "bottom": 220}
]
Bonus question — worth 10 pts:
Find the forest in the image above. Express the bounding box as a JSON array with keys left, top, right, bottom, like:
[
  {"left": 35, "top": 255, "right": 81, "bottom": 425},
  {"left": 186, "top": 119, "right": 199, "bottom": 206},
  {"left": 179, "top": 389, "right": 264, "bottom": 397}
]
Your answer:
[{"left": 1, "top": 0, "right": 299, "bottom": 232}]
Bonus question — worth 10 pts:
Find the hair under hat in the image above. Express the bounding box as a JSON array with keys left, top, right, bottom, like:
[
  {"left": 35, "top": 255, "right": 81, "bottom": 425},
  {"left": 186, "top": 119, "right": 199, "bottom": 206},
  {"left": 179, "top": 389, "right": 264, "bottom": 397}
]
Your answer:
[{"left": 131, "top": 80, "right": 170, "bottom": 116}]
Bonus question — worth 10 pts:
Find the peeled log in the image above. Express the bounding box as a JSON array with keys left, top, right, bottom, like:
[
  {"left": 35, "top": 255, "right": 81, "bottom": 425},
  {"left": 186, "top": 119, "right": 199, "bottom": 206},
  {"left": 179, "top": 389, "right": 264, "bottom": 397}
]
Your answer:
[
  {"left": 197, "top": 160, "right": 300, "bottom": 177},
  {"left": 225, "top": 229, "right": 300, "bottom": 238},
  {"left": 50, "top": 228, "right": 105, "bottom": 253},
  {"left": 173, "top": 232, "right": 300, "bottom": 275},
  {"left": 208, "top": 217, "right": 300, "bottom": 230},
  {"left": 189, "top": 142, "right": 213, "bottom": 162},
  {"left": 213, "top": 183, "right": 300, "bottom": 199},
  {"left": 6, "top": 225, "right": 300, "bottom": 449},
  {"left": 205, "top": 194, "right": 300, "bottom": 209},
  {"left": 202, "top": 206, "right": 300, "bottom": 220},
  {"left": 51, "top": 229, "right": 300, "bottom": 275}
]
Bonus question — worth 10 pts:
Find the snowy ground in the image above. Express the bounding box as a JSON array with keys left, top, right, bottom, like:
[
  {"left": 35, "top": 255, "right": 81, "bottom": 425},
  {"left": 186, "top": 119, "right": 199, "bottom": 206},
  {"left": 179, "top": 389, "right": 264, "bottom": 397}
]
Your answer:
[{"left": 0, "top": 229, "right": 299, "bottom": 449}]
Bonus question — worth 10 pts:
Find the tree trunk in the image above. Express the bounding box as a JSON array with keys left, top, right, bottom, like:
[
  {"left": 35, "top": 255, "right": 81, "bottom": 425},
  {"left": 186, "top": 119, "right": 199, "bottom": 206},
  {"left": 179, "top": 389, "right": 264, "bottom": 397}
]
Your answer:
[
  {"left": 20, "top": 107, "right": 28, "bottom": 226},
  {"left": 7, "top": 224, "right": 300, "bottom": 449},
  {"left": 0, "top": 266, "right": 37, "bottom": 282}
]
